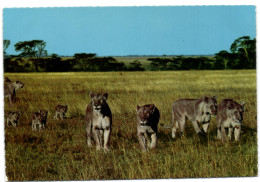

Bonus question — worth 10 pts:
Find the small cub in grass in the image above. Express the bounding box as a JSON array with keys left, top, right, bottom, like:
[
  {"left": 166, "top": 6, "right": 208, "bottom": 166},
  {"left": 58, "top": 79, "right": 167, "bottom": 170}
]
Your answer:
[
  {"left": 54, "top": 105, "right": 68, "bottom": 120},
  {"left": 85, "top": 92, "right": 112, "bottom": 152},
  {"left": 217, "top": 99, "right": 245, "bottom": 142},
  {"left": 137, "top": 104, "right": 160, "bottom": 152},
  {"left": 6, "top": 111, "right": 20, "bottom": 127},
  {"left": 31, "top": 110, "right": 48, "bottom": 131}
]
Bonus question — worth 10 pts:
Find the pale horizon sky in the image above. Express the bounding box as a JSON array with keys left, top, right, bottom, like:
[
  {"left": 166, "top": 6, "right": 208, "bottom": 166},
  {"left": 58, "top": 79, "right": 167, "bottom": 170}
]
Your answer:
[{"left": 3, "top": 6, "right": 256, "bottom": 56}]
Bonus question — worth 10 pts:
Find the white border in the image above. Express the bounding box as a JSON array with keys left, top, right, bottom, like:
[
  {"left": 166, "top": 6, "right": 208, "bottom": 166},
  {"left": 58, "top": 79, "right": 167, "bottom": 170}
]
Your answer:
[
  {"left": 1, "top": 0, "right": 259, "bottom": 8},
  {"left": 1, "top": 0, "right": 259, "bottom": 182}
]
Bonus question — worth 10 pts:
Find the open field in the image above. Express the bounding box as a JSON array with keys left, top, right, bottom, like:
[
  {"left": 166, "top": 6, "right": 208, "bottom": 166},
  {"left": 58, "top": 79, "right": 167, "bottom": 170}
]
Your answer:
[
  {"left": 4, "top": 70, "right": 257, "bottom": 180},
  {"left": 114, "top": 56, "right": 153, "bottom": 69}
]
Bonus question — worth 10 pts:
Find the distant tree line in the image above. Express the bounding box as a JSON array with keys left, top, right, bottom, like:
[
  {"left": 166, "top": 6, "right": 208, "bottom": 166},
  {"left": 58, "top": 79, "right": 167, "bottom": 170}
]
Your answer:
[
  {"left": 3, "top": 36, "right": 256, "bottom": 72},
  {"left": 147, "top": 36, "right": 256, "bottom": 71}
]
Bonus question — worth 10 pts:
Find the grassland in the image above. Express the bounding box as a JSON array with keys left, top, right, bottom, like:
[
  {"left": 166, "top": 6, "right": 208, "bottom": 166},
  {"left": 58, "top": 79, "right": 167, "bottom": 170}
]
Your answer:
[{"left": 4, "top": 70, "right": 257, "bottom": 180}]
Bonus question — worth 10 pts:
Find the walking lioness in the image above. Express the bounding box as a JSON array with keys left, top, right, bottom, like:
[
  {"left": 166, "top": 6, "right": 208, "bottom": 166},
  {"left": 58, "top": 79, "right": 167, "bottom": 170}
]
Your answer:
[
  {"left": 4, "top": 77, "right": 24, "bottom": 105},
  {"left": 217, "top": 99, "right": 245, "bottom": 142},
  {"left": 162, "top": 96, "right": 217, "bottom": 139},
  {"left": 137, "top": 104, "right": 160, "bottom": 152},
  {"left": 85, "top": 92, "right": 112, "bottom": 152}
]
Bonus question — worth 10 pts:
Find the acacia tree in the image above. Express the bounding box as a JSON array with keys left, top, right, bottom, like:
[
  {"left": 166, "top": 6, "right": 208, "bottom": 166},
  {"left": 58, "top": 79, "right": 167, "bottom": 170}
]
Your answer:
[
  {"left": 74, "top": 53, "right": 96, "bottom": 71},
  {"left": 14, "top": 40, "right": 48, "bottom": 72},
  {"left": 230, "top": 36, "right": 256, "bottom": 68},
  {"left": 3, "top": 40, "right": 10, "bottom": 55}
]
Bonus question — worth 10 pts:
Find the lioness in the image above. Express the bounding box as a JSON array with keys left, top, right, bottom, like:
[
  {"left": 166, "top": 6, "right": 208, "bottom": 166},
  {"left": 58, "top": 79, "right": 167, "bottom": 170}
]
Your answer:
[
  {"left": 85, "top": 92, "right": 112, "bottom": 152},
  {"left": 137, "top": 104, "right": 160, "bottom": 152},
  {"left": 54, "top": 105, "right": 68, "bottom": 120},
  {"left": 162, "top": 96, "right": 217, "bottom": 139},
  {"left": 216, "top": 99, "right": 245, "bottom": 142},
  {"left": 31, "top": 110, "right": 48, "bottom": 131},
  {"left": 6, "top": 111, "right": 20, "bottom": 127},
  {"left": 4, "top": 77, "right": 24, "bottom": 105}
]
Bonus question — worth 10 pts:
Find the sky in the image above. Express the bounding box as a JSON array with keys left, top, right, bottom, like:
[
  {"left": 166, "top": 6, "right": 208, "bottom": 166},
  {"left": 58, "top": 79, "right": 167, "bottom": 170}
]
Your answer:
[{"left": 3, "top": 6, "right": 256, "bottom": 56}]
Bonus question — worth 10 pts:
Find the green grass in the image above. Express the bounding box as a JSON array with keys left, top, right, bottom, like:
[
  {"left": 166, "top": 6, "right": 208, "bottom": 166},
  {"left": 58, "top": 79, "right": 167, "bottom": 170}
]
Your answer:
[{"left": 4, "top": 70, "right": 257, "bottom": 180}]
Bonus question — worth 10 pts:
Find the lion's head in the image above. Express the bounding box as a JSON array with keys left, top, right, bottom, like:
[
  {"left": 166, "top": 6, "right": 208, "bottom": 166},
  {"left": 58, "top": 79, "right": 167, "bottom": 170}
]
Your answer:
[
  {"left": 137, "top": 104, "right": 155, "bottom": 126},
  {"left": 39, "top": 110, "right": 48, "bottom": 120},
  {"left": 89, "top": 92, "right": 108, "bottom": 111},
  {"left": 14, "top": 81, "right": 24, "bottom": 90},
  {"left": 226, "top": 101, "right": 245, "bottom": 123},
  {"left": 202, "top": 96, "right": 218, "bottom": 116}
]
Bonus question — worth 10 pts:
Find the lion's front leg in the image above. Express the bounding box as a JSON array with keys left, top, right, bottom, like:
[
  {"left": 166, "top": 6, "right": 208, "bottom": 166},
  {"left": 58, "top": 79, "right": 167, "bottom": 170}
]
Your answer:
[
  {"left": 103, "top": 127, "right": 111, "bottom": 152},
  {"left": 191, "top": 120, "right": 203, "bottom": 135},
  {"left": 228, "top": 127, "right": 233, "bottom": 140},
  {"left": 60, "top": 112, "right": 65, "bottom": 120},
  {"left": 202, "top": 122, "right": 210, "bottom": 133},
  {"left": 144, "top": 132, "right": 150, "bottom": 148},
  {"left": 8, "top": 95, "right": 14, "bottom": 106},
  {"left": 32, "top": 121, "right": 37, "bottom": 131},
  {"left": 217, "top": 126, "right": 222, "bottom": 140},
  {"left": 150, "top": 133, "right": 157, "bottom": 149},
  {"left": 86, "top": 119, "right": 92, "bottom": 147},
  {"left": 221, "top": 125, "right": 228, "bottom": 143},
  {"left": 93, "top": 126, "right": 102, "bottom": 151},
  {"left": 137, "top": 132, "right": 147, "bottom": 152},
  {"left": 234, "top": 126, "right": 241, "bottom": 141},
  {"left": 9, "top": 119, "right": 16, "bottom": 127}
]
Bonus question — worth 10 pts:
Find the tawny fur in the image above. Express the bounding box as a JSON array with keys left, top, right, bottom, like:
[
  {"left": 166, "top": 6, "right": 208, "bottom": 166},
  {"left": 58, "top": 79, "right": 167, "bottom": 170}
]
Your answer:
[
  {"left": 4, "top": 77, "right": 24, "bottom": 106},
  {"left": 136, "top": 104, "right": 160, "bottom": 152},
  {"left": 54, "top": 105, "right": 68, "bottom": 120},
  {"left": 162, "top": 96, "right": 217, "bottom": 139},
  {"left": 6, "top": 111, "right": 20, "bottom": 127},
  {"left": 85, "top": 92, "right": 112, "bottom": 152},
  {"left": 216, "top": 99, "right": 245, "bottom": 142},
  {"left": 31, "top": 110, "right": 48, "bottom": 131}
]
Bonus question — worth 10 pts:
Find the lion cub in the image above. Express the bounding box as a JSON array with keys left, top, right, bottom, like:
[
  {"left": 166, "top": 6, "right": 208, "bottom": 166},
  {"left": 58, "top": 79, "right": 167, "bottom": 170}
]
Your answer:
[
  {"left": 6, "top": 111, "right": 20, "bottom": 127},
  {"left": 217, "top": 99, "right": 245, "bottom": 142},
  {"left": 137, "top": 104, "right": 160, "bottom": 152},
  {"left": 162, "top": 96, "right": 217, "bottom": 139},
  {"left": 31, "top": 110, "right": 48, "bottom": 131},
  {"left": 54, "top": 105, "right": 68, "bottom": 120},
  {"left": 85, "top": 92, "right": 112, "bottom": 152}
]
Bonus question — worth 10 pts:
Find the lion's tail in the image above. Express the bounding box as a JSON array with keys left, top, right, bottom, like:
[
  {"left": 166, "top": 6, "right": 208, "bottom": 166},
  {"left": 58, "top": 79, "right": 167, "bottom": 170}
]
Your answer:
[{"left": 160, "top": 111, "right": 175, "bottom": 129}]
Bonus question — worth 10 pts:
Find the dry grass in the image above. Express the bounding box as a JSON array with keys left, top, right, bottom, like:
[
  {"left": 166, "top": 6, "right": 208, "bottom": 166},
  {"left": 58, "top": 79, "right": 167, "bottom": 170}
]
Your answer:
[{"left": 4, "top": 70, "right": 257, "bottom": 180}]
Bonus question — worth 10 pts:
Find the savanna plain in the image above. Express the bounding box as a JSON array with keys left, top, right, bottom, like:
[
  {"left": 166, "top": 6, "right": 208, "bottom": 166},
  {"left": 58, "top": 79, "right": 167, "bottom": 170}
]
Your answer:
[{"left": 4, "top": 70, "right": 257, "bottom": 180}]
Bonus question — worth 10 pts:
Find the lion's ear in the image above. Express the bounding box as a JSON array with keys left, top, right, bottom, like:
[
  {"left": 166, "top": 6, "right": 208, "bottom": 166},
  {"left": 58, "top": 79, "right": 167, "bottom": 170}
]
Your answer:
[
  {"left": 103, "top": 93, "right": 108, "bottom": 100},
  {"left": 137, "top": 105, "right": 140, "bottom": 111},
  {"left": 202, "top": 96, "right": 209, "bottom": 102},
  {"left": 149, "top": 104, "right": 155, "bottom": 112},
  {"left": 240, "top": 101, "right": 245, "bottom": 108},
  {"left": 5, "top": 77, "right": 11, "bottom": 82},
  {"left": 89, "top": 91, "right": 95, "bottom": 98}
]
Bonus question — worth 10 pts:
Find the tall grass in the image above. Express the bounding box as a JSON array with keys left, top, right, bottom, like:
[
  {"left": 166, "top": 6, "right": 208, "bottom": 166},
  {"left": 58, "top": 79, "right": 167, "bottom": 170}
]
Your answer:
[{"left": 4, "top": 70, "right": 257, "bottom": 180}]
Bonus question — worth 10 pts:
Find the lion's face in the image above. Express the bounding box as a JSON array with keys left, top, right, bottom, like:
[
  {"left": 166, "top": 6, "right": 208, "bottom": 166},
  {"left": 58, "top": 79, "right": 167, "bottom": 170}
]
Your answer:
[
  {"left": 9, "top": 112, "right": 20, "bottom": 121},
  {"left": 15, "top": 81, "right": 24, "bottom": 90},
  {"left": 39, "top": 110, "right": 48, "bottom": 119},
  {"left": 33, "top": 113, "right": 42, "bottom": 122},
  {"left": 90, "top": 92, "right": 108, "bottom": 111},
  {"left": 137, "top": 104, "right": 155, "bottom": 126},
  {"left": 203, "top": 96, "right": 218, "bottom": 116},
  {"left": 60, "top": 105, "right": 68, "bottom": 113},
  {"left": 227, "top": 102, "right": 244, "bottom": 123}
]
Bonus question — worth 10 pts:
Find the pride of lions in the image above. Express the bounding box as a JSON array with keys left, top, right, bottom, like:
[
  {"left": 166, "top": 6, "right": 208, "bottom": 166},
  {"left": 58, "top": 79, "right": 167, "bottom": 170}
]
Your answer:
[{"left": 4, "top": 77, "right": 245, "bottom": 152}]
